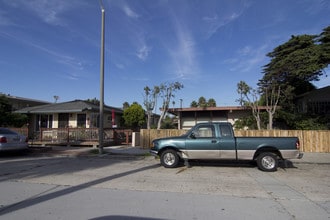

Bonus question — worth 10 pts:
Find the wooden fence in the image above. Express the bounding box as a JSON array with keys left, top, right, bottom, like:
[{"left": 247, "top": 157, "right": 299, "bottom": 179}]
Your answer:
[{"left": 140, "top": 129, "right": 330, "bottom": 153}]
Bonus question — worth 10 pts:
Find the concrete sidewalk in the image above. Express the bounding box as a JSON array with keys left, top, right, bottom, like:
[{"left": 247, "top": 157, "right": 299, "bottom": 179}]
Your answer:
[{"left": 293, "top": 152, "right": 330, "bottom": 164}]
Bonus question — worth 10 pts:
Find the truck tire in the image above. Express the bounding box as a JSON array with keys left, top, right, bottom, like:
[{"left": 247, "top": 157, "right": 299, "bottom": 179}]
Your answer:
[
  {"left": 257, "top": 152, "right": 278, "bottom": 172},
  {"left": 160, "top": 149, "right": 179, "bottom": 168}
]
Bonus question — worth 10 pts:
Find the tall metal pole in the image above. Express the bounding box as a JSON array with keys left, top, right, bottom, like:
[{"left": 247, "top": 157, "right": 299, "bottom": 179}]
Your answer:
[{"left": 99, "top": 1, "right": 105, "bottom": 154}]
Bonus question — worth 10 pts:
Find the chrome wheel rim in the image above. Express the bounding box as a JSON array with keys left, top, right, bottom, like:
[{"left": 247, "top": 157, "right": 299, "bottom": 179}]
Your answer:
[
  {"left": 261, "top": 156, "right": 276, "bottom": 169},
  {"left": 163, "top": 152, "right": 175, "bottom": 166}
]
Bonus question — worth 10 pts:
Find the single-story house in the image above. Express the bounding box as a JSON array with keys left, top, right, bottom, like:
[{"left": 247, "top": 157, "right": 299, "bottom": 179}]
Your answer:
[
  {"left": 16, "top": 100, "right": 123, "bottom": 138},
  {"left": 167, "top": 106, "right": 269, "bottom": 129}
]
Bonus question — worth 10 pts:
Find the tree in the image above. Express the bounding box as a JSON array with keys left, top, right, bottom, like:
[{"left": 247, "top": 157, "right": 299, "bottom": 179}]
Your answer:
[
  {"left": 143, "top": 86, "right": 160, "bottom": 129},
  {"left": 53, "top": 95, "right": 59, "bottom": 103},
  {"left": 190, "top": 101, "right": 198, "bottom": 107},
  {"left": 318, "top": 26, "right": 330, "bottom": 70},
  {"left": 263, "top": 85, "right": 281, "bottom": 130},
  {"left": 260, "top": 27, "right": 330, "bottom": 129},
  {"left": 123, "top": 102, "right": 145, "bottom": 131},
  {"left": 236, "top": 81, "right": 262, "bottom": 130},
  {"left": 0, "top": 95, "right": 28, "bottom": 127},
  {"left": 122, "top": 102, "right": 130, "bottom": 110},
  {"left": 236, "top": 81, "right": 250, "bottom": 106},
  {"left": 261, "top": 34, "right": 327, "bottom": 101},
  {"left": 157, "top": 82, "right": 184, "bottom": 129},
  {"left": 160, "top": 116, "right": 176, "bottom": 129},
  {"left": 198, "top": 96, "right": 207, "bottom": 107},
  {"left": 207, "top": 98, "right": 217, "bottom": 107},
  {"left": 85, "top": 98, "right": 100, "bottom": 105},
  {"left": 190, "top": 97, "right": 217, "bottom": 107},
  {"left": 234, "top": 115, "right": 257, "bottom": 130},
  {"left": 0, "top": 95, "right": 11, "bottom": 126}
]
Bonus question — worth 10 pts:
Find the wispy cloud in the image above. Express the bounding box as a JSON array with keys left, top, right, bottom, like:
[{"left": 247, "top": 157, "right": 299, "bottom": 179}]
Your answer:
[
  {"left": 0, "top": 9, "right": 13, "bottom": 26},
  {"left": 0, "top": 30, "right": 86, "bottom": 79},
  {"left": 168, "top": 14, "right": 199, "bottom": 79},
  {"left": 136, "top": 44, "right": 151, "bottom": 61},
  {"left": 120, "top": 75, "right": 150, "bottom": 82},
  {"left": 60, "top": 72, "right": 79, "bottom": 81},
  {"left": 304, "top": 0, "right": 330, "bottom": 15},
  {"left": 114, "top": 1, "right": 151, "bottom": 62},
  {"left": 225, "top": 44, "right": 268, "bottom": 73},
  {"left": 3, "top": 0, "right": 76, "bottom": 26},
  {"left": 122, "top": 4, "right": 140, "bottom": 18},
  {"left": 202, "top": 12, "right": 241, "bottom": 39}
]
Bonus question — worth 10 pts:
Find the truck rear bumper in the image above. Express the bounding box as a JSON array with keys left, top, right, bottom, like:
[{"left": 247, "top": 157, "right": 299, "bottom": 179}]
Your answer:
[
  {"left": 298, "top": 152, "right": 304, "bottom": 159},
  {"left": 281, "top": 150, "right": 304, "bottom": 159}
]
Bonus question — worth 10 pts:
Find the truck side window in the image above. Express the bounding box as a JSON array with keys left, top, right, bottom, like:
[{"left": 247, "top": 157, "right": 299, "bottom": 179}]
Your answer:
[
  {"left": 220, "top": 125, "right": 232, "bottom": 137},
  {"left": 195, "top": 125, "right": 215, "bottom": 138}
]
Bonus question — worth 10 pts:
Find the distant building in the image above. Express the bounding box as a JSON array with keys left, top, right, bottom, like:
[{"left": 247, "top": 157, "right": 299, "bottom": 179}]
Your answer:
[
  {"left": 295, "top": 86, "right": 330, "bottom": 115},
  {"left": 1, "top": 93, "right": 50, "bottom": 110}
]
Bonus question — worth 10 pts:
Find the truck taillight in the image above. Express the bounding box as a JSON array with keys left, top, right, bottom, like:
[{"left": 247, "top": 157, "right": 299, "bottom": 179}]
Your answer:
[
  {"left": 296, "top": 140, "right": 300, "bottom": 149},
  {"left": 0, "top": 137, "right": 7, "bottom": 143}
]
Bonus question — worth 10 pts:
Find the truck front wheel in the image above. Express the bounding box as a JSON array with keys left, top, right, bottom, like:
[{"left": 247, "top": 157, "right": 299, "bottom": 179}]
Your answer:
[
  {"left": 160, "top": 149, "right": 179, "bottom": 168},
  {"left": 257, "top": 152, "right": 278, "bottom": 172}
]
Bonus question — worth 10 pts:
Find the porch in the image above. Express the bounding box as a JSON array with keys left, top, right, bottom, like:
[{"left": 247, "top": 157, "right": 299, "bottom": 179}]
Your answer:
[{"left": 12, "top": 127, "right": 133, "bottom": 147}]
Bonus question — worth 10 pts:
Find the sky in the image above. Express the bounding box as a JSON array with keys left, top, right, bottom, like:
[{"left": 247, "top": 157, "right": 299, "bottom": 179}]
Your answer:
[{"left": 1, "top": 0, "right": 330, "bottom": 109}]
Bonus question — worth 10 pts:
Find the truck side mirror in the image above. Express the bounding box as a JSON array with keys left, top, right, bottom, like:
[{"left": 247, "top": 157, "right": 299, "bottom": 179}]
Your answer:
[{"left": 190, "top": 132, "right": 196, "bottom": 139}]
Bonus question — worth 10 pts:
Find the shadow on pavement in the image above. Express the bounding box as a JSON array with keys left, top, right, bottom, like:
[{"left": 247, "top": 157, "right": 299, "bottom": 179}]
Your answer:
[
  {"left": 178, "top": 159, "right": 298, "bottom": 170},
  {"left": 90, "top": 215, "right": 165, "bottom": 220},
  {"left": 0, "top": 147, "right": 149, "bottom": 182},
  {"left": 0, "top": 163, "right": 159, "bottom": 216}
]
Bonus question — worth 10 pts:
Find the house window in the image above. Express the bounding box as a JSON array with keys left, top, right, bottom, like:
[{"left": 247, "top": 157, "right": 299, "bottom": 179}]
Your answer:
[
  {"left": 77, "top": 114, "right": 86, "bottom": 128},
  {"left": 58, "top": 113, "right": 69, "bottom": 128},
  {"left": 307, "top": 101, "right": 330, "bottom": 114},
  {"left": 36, "top": 114, "right": 53, "bottom": 131},
  {"left": 89, "top": 113, "right": 99, "bottom": 128}
]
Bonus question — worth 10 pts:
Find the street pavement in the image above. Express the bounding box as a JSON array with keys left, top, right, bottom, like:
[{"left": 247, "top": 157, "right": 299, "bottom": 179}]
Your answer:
[
  {"left": 0, "top": 145, "right": 329, "bottom": 220},
  {"left": 28, "top": 144, "right": 330, "bottom": 164}
]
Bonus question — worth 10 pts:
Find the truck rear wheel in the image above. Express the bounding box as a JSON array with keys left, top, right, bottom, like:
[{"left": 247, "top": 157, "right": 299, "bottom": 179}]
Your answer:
[
  {"left": 160, "top": 149, "right": 179, "bottom": 168},
  {"left": 257, "top": 152, "right": 278, "bottom": 172}
]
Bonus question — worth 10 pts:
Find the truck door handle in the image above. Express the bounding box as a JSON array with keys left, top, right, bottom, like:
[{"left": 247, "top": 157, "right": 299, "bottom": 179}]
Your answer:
[{"left": 211, "top": 140, "right": 217, "bottom": 143}]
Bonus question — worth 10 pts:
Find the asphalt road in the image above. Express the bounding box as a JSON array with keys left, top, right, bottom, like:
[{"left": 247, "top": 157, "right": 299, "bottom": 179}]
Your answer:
[{"left": 0, "top": 151, "right": 329, "bottom": 220}]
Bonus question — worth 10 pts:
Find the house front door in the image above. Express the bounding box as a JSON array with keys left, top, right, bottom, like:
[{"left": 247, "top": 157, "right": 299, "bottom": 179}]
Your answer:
[{"left": 58, "top": 113, "right": 69, "bottom": 128}]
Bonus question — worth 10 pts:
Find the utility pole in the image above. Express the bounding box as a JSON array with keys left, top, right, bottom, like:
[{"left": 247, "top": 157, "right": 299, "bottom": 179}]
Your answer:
[{"left": 99, "top": 0, "right": 105, "bottom": 154}]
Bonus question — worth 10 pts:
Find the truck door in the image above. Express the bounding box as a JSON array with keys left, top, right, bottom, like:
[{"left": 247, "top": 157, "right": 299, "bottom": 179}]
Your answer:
[
  {"left": 218, "top": 124, "right": 236, "bottom": 159},
  {"left": 184, "top": 124, "right": 220, "bottom": 159}
]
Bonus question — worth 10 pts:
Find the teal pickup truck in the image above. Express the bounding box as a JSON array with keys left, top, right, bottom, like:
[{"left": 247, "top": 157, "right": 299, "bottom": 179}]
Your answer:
[{"left": 150, "top": 122, "right": 303, "bottom": 171}]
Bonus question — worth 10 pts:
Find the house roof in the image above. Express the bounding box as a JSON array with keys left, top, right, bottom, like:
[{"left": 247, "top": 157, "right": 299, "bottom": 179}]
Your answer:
[
  {"left": 296, "top": 85, "right": 330, "bottom": 100},
  {"left": 167, "top": 106, "right": 270, "bottom": 116},
  {"left": 1, "top": 93, "right": 50, "bottom": 104},
  {"left": 15, "top": 100, "right": 123, "bottom": 114}
]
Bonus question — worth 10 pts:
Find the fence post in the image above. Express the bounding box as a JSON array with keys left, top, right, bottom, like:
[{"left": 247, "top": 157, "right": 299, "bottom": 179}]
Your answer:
[
  {"left": 40, "top": 128, "right": 43, "bottom": 142},
  {"left": 67, "top": 127, "right": 70, "bottom": 145}
]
